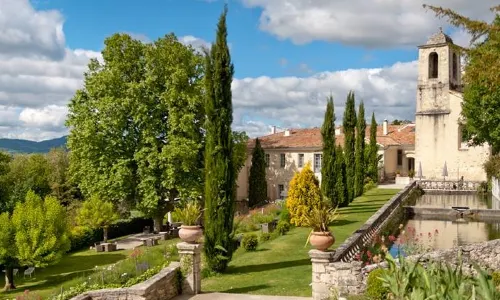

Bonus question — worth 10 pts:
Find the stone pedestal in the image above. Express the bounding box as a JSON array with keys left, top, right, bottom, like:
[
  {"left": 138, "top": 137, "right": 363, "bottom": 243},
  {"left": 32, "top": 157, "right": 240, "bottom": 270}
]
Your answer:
[
  {"left": 309, "top": 249, "right": 335, "bottom": 300},
  {"left": 177, "top": 242, "right": 202, "bottom": 295}
]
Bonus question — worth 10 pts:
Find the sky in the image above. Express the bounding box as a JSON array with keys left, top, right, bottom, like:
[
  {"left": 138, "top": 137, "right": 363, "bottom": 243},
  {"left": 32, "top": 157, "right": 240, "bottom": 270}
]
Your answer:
[{"left": 0, "top": 0, "right": 496, "bottom": 141}]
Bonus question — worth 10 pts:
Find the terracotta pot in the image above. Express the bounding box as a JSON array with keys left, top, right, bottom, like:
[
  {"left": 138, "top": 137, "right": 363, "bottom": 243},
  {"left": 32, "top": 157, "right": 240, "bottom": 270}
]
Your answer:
[
  {"left": 309, "top": 231, "right": 335, "bottom": 251},
  {"left": 179, "top": 225, "right": 203, "bottom": 243}
]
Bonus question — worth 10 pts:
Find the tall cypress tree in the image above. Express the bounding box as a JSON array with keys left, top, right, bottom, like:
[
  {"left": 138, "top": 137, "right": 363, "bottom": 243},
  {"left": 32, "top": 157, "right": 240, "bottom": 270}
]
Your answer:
[
  {"left": 248, "top": 138, "right": 267, "bottom": 207},
  {"left": 321, "top": 95, "right": 338, "bottom": 207},
  {"left": 335, "top": 144, "right": 348, "bottom": 207},
  {"left": 343, "top": 91, "right": 357, "bottom": 203},
  {"left": 368, "top": 113, "right": 379, "bottom": 183},
  {"left": 354, "top": 102, "right": 366, "bottom": 197},
  {"left": 203, "top": 5, "right": 236, "bottom": 272}
]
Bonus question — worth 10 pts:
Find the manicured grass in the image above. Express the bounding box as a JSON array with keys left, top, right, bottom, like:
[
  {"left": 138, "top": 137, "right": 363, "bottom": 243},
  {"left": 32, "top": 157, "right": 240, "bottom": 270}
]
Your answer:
[
  {"left": 0, "top": 238, "right": 180, "bottom": 299},
  {"left": 202, "top": 188, "right": 400, "bottom": 297}
]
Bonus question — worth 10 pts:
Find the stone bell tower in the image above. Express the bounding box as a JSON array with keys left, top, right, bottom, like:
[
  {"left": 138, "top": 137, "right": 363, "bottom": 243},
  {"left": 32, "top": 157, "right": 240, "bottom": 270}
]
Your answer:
[{"left": 415, "top": 28, "right": 490, "bottom": 181}]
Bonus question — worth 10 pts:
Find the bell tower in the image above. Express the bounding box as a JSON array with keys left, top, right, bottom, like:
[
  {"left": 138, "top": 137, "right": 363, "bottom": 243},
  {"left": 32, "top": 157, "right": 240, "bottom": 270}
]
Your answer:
[{"left": 416, "top": 28, "right": 461, "bottom": 114}]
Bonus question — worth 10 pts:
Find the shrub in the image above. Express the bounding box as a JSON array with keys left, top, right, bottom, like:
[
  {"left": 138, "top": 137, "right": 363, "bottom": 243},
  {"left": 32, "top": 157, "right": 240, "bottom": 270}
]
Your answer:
[
  {"left": 366, "top": 268, "right": 389, "bottom": 300},
  {"left": 276, "top": 220, "right": 290, "bottom": 235},
  {"left": 493, "top": 271, "right": 500, "bottom": 288},
  {"left": 363, "top": 180, "right": 377, "bottom": 193},
  {"left": 286, "top": 163, "right": 323, "bottom": 226},
  {"left": 279, "top": 205, "right": 290, "bottom": 222},
  {"left": 241, "top": 233, "right": 259, "bottom": 251},
  {"left": 251, "top": 213, "right": 275, "bottom": 224},
  {"left": 259, "top": 232, "right": 272, "bottom": 242}
]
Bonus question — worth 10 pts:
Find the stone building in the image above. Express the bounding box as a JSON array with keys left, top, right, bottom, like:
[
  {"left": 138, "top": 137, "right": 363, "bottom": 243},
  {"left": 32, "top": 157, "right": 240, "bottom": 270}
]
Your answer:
[{"left": 414, "top": 29, "right": 490, "bottom": 181}]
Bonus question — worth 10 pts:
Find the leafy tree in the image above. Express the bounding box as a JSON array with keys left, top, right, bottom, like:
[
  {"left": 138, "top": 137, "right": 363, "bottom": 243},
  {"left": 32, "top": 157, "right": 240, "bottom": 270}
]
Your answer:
[
  {"left": 46, "top": 148, "right": 82, "bottom": 205},
  {"left": 355, "top": 102, "right": 366, "bottom": 197},
  {"left": 286, "top": 162, "right": 323, "bottom": 226},
  {"left": 0, "top": 152, "right": 12, "bottom": 213},
  {"left": 1, "top": 191, "right": 70, "bottom": 290},
  {"left": 77, "top": 195, "right": 119, "bottom": 242},
  {"left": 2, "top": 154, "right": 50, "bottom": 213},
  {"left": 367, "top": 113, "right": 379, "bottom": 183},
  {"left": 233, "top": 131, "right": 249, "bottom": 175},
  {"left": 321, "top": 95, "right": 338, "bottom": 206},
  {"left": 343, "top": 91, "right": 357, "bottom": 203},
  {"left": 203, "top": 5, "right": 236, "bottom": 272},
  {"left": 67, "top": 33, "right": 204, "bottom": 231},
  {"left": 248, "top": 138, "right": 267, "bottom": 207},
  {"left": 424, "top": 5, "right": 500, "bottom": 154},
  {"left": 335, "top": 145, "right": 349, "bottom": 207}
]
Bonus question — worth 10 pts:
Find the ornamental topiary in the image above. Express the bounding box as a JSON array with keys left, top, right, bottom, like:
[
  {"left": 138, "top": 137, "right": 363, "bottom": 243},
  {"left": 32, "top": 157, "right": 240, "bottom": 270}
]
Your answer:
[
  {"left": 366, "top": 268, "right": 389, "bottom": 300},
  {"left": 241, "top": 233, "right": 259, "bottom": 251},
  {"left": 286, "top": 162, "right": 323, "bottom": 226},
  {"left": 276, "top": 220, "right": 290, "bottom": 235}
]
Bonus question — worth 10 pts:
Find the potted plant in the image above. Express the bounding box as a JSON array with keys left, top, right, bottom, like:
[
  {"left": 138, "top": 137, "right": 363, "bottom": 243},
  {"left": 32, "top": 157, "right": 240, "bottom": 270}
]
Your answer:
[
  {"left": 173, "top": 201, "right": 202, "bottom": 243},
  {"left": 395, "top": 170, "right": 401, "bottom": 177},
  {"left": 408, "top": 169, "right": 415, "bottom": 180},
  {"left": 304, "top": 205, "right": 339, "bottom": 251}
]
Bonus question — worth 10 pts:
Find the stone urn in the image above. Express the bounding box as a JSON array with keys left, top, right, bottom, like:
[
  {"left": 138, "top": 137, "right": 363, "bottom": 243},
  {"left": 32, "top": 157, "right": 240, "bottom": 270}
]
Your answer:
[
  {"left": 179, "top": 225, "right": 203, "bottom": 243},
  {"left": 309, "top": 231, "right": 335, "bottom": 251}
]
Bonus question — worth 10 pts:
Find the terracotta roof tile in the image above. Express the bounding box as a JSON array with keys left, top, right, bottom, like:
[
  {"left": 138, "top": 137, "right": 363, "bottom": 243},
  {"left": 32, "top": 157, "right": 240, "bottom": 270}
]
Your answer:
[{"left": 248, "top": 124, "right": 415, "bottom": 150}]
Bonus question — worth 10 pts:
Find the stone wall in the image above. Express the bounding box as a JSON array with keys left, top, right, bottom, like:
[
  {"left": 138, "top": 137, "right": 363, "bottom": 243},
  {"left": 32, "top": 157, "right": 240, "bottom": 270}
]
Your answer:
[
  {"left": 493, "top": 176, "right": 500, "bottom": 201},
  {"left": 310, "top": 239, "right": 500, "bottom": 300},
  {"left": 70, "top": 262, "right": 181, "bottom": 300}
]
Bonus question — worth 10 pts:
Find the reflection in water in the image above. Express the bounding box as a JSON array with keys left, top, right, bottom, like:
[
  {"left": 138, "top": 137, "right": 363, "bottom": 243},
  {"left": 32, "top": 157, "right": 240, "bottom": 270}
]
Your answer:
[
  {"left": 389, "top": 194, "right": 500, "bottom": 255},
  {"left": 415, "top": 193, "right": 498, "bottom": 209}
]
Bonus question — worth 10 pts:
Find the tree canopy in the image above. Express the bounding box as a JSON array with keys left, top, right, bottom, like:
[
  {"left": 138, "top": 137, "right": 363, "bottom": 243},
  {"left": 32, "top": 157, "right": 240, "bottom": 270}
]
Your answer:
[
  {"left": 248, "top": 138, "right": 267, "bottom": 207},
  {"left": 67, "top": 33, "right": 205, "bottom": 229},
  {"left": 77, "top": 195, "right": 119, "bottom": 242},
  {"left": 424, "top": 5, "right": 500, "bottom": 154}
]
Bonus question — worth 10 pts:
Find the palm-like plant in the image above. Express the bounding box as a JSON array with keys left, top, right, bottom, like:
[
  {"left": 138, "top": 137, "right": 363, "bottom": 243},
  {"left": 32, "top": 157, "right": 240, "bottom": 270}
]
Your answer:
[
  {"left": 173, "top": 201, "right": 202, "bottom": 226},
  {"left": 304, "top": 204, "right": 339, "bottom": 247}
]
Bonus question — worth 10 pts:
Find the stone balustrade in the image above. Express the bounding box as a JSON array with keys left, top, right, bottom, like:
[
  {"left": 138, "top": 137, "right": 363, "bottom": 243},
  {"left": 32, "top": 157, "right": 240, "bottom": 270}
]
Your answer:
[{"left": 417, "top": 179, "right": 482, "bottom": 192}]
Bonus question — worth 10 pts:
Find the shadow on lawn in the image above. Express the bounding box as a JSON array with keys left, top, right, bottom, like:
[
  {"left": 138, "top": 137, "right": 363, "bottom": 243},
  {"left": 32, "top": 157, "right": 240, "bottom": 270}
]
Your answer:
[
  {"left": 220, "top": 284, "right": 271, "bottom": 294},
  {"left": 227, "top": 258, "right": 310, "bottom": 274}
]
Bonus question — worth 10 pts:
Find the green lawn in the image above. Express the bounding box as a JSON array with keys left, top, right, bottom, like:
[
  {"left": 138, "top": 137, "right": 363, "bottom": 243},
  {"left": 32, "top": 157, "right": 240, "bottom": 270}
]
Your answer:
[
  {"left": 202, "top": 188, "right": 400, "bottom": 297},
  {"left": 0, "top": 238, "right": 180, "bottom": 299}
]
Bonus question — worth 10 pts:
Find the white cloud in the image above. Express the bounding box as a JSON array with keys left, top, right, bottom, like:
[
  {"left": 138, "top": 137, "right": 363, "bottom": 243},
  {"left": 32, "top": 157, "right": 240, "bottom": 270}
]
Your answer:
[
  {"left": 242, "top": 0, "right": 494, "bottom": 48},
  {"left": 179, "top": 35, "right": 211, "bottom": 52},
  {"left": 19, "top": 105, "right": 68, "bottom": 129}
]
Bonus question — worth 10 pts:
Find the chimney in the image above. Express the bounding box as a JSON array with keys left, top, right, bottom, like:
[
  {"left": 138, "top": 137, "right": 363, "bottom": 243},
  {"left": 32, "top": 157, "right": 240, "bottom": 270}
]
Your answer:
[
  {"left": 271, "top": 126, "right": 276, "bottom": 134},
  {"left": 284, "top": 129, "right": 290, "bottom": 137},
  {"left": 383, "top": 119, "right": 388, "bottom": 135}
]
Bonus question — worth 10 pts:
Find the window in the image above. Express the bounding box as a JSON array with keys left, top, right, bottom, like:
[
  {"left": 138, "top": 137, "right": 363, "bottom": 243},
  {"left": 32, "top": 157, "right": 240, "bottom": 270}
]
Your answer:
[
  {"left": 280, "top": 153, "right": 286, "bottom": 167},
  {"left": 429, "top": 52, "right": 438, "bottom": 79},
  {"left": 298, "top": 153, "right": 304, "bottom": 168},
  {"left": 452, "top": 53, "right": 458, "bottom": 80},
  {"left": 314, "top": 154, "right": 322, "bottom": 173},
  {"left": 265, "top": 153, "right": 270, "bottom": 167},
  {"left": 397, "top": 150, "right": 403, "bottom": 166},
  {"left": 278, "top": 184, "right": 285, "bottom": 200}
]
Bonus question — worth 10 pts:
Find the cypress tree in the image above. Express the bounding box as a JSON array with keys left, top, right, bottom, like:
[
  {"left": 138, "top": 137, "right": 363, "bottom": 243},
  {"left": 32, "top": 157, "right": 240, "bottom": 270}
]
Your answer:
[
  {"left": 203, "top": 5, "right": 236, "bottom": 272},
  {"left": 343, "top": 91, "right": 357, "bottom": 203},
  {"left": 354, "top": 102, "right": 366, "bottom": 197},
  {"left": 248, "top": 138, "right": 267, "bottom": 207},
  {"left": 368, "top": 113, "right": 379, "bottom": 183},
  {"left": 335, "top": 144, "right": 348, "bottom": 207},
  {"left": 321, "top": 95, "right": 338, "bottom": 207}
]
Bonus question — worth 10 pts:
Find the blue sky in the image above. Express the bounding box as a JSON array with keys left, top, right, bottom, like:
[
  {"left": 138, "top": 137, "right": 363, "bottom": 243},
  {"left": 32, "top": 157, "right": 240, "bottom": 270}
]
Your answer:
[
  {"left": 0, "top": 0, "right": 494, "bottom": 140},
  {"left": 32, "top": 0, "right": 418, "bottom": 78}
]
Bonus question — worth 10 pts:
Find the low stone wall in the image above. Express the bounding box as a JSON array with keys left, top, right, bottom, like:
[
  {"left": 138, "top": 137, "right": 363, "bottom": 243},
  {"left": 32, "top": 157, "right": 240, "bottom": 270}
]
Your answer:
[
  {"left": 493, "top": 176, "right": 500, "bottom": 201},
  {"left": 71, "top": 242, "right": 203, "bottom": 300},
  {"left": 310, "top": 239, "right": 500, "bottom": 300},
  {"left": 71, "top": 262, "right": 181, "bottom": 300},
  {"left": 405, "top": 206, "right": 500, "bottom": 222}
]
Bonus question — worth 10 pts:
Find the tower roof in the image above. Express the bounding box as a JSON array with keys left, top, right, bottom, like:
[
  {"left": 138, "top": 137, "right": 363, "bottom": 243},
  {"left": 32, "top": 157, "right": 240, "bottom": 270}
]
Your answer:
[{"left": 426, "top": 27, "right": 454, "bottom": 45}]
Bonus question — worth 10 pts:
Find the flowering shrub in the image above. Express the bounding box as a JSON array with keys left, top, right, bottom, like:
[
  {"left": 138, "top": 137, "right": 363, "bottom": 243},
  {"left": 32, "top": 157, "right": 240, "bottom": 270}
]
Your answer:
[
  {"left": 15, "top": 290, "right": 42, "bottom": 300},
  {"left": 396, "top": 225, "right": 439, "bottom": 256}
]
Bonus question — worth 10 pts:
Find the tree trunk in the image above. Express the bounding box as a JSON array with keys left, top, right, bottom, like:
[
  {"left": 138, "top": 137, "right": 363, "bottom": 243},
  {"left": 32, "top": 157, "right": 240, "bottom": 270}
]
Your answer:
[
  {"left": 103, "top": 226, "right": 108, "bottom": 243},
  {"left": 3, "top": 266, "right": 15, "bottom": 291},
  {"left": 153, "top": 216, "right": 163, "bottom": 233}
]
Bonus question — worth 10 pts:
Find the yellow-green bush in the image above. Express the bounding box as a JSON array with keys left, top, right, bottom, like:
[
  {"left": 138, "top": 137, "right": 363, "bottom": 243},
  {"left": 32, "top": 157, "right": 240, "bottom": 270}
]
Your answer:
[
  {"left": 286, "top": 163, "right": 323, "bottom": 226},
  {"left": 366, "top": 268, "right": 389, "bottom": 300}
]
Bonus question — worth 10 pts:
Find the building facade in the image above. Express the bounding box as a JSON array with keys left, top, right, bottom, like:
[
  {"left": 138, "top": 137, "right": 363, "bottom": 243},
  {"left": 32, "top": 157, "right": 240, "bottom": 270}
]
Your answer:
[{"left": 414, "top": 30, "right": 490, "bottom": 181}]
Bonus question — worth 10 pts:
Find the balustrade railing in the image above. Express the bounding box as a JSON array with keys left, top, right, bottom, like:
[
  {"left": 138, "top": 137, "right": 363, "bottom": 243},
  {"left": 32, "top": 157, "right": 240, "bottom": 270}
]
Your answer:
[
  {"left": 332, "top": 181, "right": 417, "bottom": 262},
  {"left": 417, "top": 180, "right": 481, "bottom": 192}
]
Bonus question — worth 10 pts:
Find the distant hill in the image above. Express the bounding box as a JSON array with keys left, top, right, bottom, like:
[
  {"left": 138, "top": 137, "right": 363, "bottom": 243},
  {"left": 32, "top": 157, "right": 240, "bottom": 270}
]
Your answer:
[{"left": 0, "top": 136, "right": 67, "bottom": 153}]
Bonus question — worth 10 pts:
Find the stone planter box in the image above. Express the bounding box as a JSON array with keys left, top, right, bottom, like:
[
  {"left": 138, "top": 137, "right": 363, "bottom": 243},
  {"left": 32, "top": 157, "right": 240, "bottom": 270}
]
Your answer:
[
  {"left": 260, "top": 220, "right": 277, "bottom": 233},
  {"left": 143, "top": 238, "right": 159, "bottom": 247}
]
